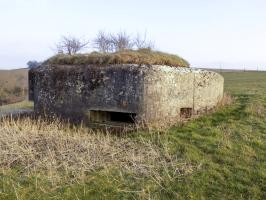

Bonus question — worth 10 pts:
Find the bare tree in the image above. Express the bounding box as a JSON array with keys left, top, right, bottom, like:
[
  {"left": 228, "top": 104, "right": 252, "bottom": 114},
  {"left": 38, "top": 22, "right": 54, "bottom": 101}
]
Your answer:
[
  {"left": 56, "top": 36, "right": 89, "bottom": 55},
  {"left": 93, "top": 31, "right": 113, "bottom": 53},
  {"left": 134, "top": 32, "right": 155, "bottom": 50},
  {"left": 110, "top": 31, "right": 134, "bottom": 52}
]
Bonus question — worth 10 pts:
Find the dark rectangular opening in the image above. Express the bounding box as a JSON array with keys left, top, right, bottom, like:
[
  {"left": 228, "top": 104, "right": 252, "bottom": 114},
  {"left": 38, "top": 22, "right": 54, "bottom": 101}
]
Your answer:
[
  {"left": 180, "top": 108, "right": 193, "bottom": 118},
  {"left": 89, "top": 110, "right": 136, "bottom": 123},
  {"left": 110, "top": 112, "right": 136, "bottom": 123}
]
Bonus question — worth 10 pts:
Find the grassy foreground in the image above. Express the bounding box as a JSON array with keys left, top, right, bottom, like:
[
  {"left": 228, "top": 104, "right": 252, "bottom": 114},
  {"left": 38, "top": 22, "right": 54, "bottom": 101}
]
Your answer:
[{"left": 0, "top": 72, "right": 266, "bottom": 199}]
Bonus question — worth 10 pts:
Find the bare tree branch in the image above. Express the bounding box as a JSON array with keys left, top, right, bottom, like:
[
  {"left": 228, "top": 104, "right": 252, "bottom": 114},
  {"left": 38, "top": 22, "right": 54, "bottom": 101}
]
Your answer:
[
  {"left": 56, "top": 36, "right": 89, "bottom": 55},
  {"left": 93, "top": 31, "right": 113, "bottom": 53},
  {"left": 134, "top": 32, "right": 155, "bottom": 50},
  {"left": 110, "top": 31, "right": 134, "bottom": 52}
]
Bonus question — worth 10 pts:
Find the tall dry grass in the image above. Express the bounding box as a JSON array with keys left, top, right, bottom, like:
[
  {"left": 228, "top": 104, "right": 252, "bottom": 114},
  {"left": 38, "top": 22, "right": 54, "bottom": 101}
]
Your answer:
[{"left": 0, "top": 116, "right": 198, "bottom": 185}]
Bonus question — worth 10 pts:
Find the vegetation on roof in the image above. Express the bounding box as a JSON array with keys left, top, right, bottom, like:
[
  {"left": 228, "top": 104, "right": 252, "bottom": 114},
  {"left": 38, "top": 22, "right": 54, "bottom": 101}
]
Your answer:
[{"left": 45, "top": 49, "right": 190, "bottom": 68}]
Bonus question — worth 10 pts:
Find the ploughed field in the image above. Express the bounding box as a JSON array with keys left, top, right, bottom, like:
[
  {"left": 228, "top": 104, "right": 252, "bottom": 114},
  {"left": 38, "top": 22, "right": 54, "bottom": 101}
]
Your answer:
[
  {"left": 0, "top": 72, "right": 266, "bottom": 200},
  {"left": 0, "top": 68, "right": 28, "bottom": 105}
]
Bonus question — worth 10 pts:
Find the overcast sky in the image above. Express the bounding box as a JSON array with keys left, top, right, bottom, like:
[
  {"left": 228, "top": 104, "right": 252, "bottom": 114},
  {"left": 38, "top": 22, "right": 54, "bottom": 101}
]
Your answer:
[{"left": 0, "top": 0, "right": 266, "bottom": 70}]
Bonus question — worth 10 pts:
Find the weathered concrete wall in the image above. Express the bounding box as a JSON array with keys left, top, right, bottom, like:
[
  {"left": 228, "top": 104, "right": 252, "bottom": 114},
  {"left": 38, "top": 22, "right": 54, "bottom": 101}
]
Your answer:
[
  {"left": 194, "top": 72, "right": 224, "bottom": 113},
  {"left": 29, "top": 64, "right": 224, "bottom": 125},
  {"left": 142, "top": 67, "right": 193, "bottom": 123},
  {"left": 29, "top": 65, "right": 145, "bottom": 121},
  {"left": 141, "top": 66, "right": 224, "bottom": 124}
]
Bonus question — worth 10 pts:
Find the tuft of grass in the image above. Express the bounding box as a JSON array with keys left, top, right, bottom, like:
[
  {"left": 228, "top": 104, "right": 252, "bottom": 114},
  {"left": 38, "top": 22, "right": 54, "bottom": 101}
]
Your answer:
[
  {"left": 44, "top": 49, "right": 190, "bottom": 68},
  {"left": 217, "top": 93, "right": 235, "bottom": 108}
]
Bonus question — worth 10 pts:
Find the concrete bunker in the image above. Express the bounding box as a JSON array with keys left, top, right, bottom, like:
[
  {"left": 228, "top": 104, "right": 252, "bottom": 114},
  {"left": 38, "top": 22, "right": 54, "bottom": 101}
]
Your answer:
[{"left": 29, "top": 64, "right": 224, "bottom": 126}]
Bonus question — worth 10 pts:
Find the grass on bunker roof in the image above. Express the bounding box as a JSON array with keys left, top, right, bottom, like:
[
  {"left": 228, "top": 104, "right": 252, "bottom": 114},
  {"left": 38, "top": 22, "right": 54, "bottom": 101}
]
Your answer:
[
  {"left": 45, "top": 49, "right": 190, "bottom": 68},
  {"left": 0, "top": 72, "right": 266, "bottom": 199}
]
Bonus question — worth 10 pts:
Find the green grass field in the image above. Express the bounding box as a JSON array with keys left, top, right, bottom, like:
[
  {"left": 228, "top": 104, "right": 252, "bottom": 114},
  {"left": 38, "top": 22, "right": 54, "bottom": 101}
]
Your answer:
[
  {"left": 0, "top": 72, "right": 266, "bottom": 200},
  {"left": 0, "top": 101, "right": 33, "bottom": 111}
]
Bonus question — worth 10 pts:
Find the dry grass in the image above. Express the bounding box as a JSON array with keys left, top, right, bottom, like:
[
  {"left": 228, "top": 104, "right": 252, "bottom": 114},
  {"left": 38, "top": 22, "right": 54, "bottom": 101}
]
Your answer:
[
  {"left": 45, "top": 49, "right": 190, "bottom": 68},
  {"left": 217, "top": 93, "right": 235, "bottom": 107},
  {"left": 0, "top": 116, "right": 197, "bottom": 184}
]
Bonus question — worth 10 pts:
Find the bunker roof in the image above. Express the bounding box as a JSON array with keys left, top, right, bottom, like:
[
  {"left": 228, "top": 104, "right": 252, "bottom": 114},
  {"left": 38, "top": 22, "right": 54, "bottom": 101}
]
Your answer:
[{"left": 44, "top": 49, "right": 190, "bottom": 68}]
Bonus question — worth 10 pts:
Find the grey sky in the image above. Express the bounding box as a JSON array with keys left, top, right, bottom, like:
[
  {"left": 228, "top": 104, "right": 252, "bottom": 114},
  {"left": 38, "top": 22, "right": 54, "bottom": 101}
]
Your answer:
[{"left": 0, "top": 0, "right": 266, "bottom": 70}]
